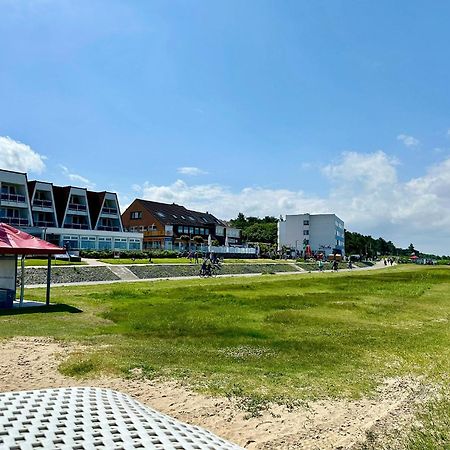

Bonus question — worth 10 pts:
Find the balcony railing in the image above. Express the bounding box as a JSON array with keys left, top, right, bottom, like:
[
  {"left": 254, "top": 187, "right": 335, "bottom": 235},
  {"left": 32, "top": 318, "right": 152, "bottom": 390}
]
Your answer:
[
  {"left": 143, "top": 230, "right": 162, "bottom": 237},
  {"left": 34, "top": 220, "right": 56, "bottom": 227},
  {"left": 0, "top": 217, "right": 29, "bottom": 226},
  {"left": 97, "top": 225, "right": 120, "bottom": 231},
  {"left": 33, "top": 199, "right": 53, "bottom": 208},
  {"left": 101, "top": 207, "right": 118, "bottom": 215},
  {"left": 63, "top": 223, "right": 89, "bottom": 230},
  {"left": 1, "top": 193, "right": 26, "bottom": 203},
  {"left": 68, "top": 203, "right": 87, "bottom": 211}
]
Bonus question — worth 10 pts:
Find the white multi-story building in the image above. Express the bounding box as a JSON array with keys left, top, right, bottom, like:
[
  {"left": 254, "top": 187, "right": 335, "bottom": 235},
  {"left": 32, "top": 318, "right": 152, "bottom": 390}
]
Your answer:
[
  {"left": 0, "top": 169, "right": 142, "bottom": 251},
  {"left": 278, "top": 213, "right": 345, "bottom": 257}
]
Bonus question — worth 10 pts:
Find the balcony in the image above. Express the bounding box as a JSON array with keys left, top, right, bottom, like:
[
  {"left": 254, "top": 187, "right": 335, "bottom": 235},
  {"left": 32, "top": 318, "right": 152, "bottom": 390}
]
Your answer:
[
  {"left": 101, "top": 207, "right": 118, "bottom": 215},
  {"left": 33, "top": 199, "right": 53, "bottom": 208},
  {"left": 68, "top": 203, "right": 87, "bottom": 212},
  {"left": 97, "top": 225, "right": 120, "bottom": 232},
  {"left": 34, "top": 220, "right": 56, "bottom": 227},
  {"left": 1, "top": 193, "right": 26, "bottom": 203},
  {"left": 0, "top": 217, "right": 29, "bottom": 226},
  {"left": 63, "top": 223, "right": 89, "bottom": 230}
]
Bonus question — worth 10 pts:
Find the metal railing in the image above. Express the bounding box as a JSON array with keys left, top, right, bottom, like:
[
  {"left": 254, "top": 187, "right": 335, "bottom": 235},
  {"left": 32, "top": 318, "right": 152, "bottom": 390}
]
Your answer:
[
  {"left": 97, "top": 225, "right": 120, "bottom": 231},
  {"left": 0, "top": 217, "right": 29, "bottom": 226},
  {"left": 68, "top": 203, "right": 87, "bottom": 211},
  {"left": 101, "top": 207, "right": 118, "bottom": 215},
  {"left": 63, "top": 223, "right": 89, "bottom": 229},
  {"left": 34, "top": 220, "right": 56, "bottom": 227},
  {"left": 33, "top": 199, "right": 53, "bottom": 208},
  {"left": 1, "top": 193, "right": 26, "bottom": 203}
]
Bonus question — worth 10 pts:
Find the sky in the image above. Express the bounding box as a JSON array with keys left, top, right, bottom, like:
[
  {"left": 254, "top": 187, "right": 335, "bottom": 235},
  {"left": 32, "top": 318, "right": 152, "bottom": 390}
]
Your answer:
[{"left": 1, "top": 0, "right": 450, "bottom": 254}]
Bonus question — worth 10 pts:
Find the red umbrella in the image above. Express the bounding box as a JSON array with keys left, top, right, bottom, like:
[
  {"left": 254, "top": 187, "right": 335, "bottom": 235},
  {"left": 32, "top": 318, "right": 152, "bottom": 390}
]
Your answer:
[
  {"left": 0, "top": 223, "right": 65, "bottom": 255},
  {"left": 0, "top": 223, "right": 65, "bottom": 308}
]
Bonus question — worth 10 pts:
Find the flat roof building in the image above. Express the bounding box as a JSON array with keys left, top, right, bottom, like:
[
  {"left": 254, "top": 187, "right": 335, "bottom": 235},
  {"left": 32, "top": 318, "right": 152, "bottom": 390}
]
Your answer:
[
  {"left": 278, "top": 213, "right": 345, "bottom": 257},
  {"left": 0, "top": 169, "right": 142, "bottom": 251}
]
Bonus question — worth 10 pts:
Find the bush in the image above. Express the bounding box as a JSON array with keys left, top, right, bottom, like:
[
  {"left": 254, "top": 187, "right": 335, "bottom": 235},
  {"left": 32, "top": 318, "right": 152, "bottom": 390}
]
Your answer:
[{"left": 80, "top": 249, "right": 179, "bottom": 259}]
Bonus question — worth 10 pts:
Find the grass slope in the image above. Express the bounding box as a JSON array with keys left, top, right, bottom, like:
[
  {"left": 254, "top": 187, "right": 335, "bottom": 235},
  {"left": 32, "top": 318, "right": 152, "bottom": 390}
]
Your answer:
[
  {"left": 25, "top": 259, "right": 85, "bottom": 266},
  {"left": 1, "top": 266, "right": 449, "bottom": 403}
]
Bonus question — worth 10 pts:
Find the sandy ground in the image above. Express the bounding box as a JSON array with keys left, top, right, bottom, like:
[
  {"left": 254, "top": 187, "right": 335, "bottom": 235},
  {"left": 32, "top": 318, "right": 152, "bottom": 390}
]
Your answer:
[{"left": 0, "top": 337, "right": 426, "bottom": 450}]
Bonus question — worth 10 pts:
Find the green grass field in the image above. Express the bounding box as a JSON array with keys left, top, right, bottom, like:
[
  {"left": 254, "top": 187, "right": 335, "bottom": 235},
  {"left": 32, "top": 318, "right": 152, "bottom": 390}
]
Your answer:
[
  {"left": 99, "top": 257, "right": 279, "bottom": 265},
  {"left": 1, "top": 265, "right": 448, "bottom": 402},
  {"left": 25, "top": 259, "right": 85, "bottom": 266},
  {"left": 2, "top": 265, "right": 449, "bottom": 446}
]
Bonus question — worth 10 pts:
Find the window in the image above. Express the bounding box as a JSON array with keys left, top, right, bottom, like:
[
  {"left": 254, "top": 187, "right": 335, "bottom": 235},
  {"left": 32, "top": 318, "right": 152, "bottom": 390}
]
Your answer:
[
  {"left": 303, "top": 230, "right": 309, "bottom": 235},
  {"left": 156, "top": 212, "right": 166, "bottom": 218},
  {"left": 80, "top": 236, "right": 96, "bottom": 250},
  {"left": 63, "top": 236, "right": 79, "bottom": 250},
  {"left": 130, "top": 211, "right": 142, "bottom": 220},
  {"left": 98, "top": 237, "right": 112, "bottom": 250},
  {"left": 189, "top": 216, "right": 195, "bottom": 221},
  {"left": 189, "top": 227, "right": 194, "bottom": 234},
  {"left": 172, "top": 214, "right": 177, "bottom": 218},
  {"left": 128, "top": 239, "right": 141, "bottom": 250},
  {"left": 303, "top": 220, "right": 309, "bottom": 226},
  {"left": 114, "top": 238, "right": 127, "bottom": 250},
  {"left": 194, "top": 227, "right": 199, "bottom": 234}
]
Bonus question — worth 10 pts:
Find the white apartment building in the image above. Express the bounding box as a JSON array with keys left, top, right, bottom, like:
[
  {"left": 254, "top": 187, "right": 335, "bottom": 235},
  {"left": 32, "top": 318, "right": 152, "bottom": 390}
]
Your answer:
[
  {"left": 278, "top": 213, "right": 345, "bottom": 257},
  {"left": 0, "top": 169, "right": 142, "bottom": 251}
]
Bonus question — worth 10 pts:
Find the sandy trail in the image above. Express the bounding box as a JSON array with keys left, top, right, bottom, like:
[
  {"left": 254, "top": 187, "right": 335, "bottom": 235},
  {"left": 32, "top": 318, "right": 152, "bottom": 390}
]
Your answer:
[{"left": 0, "top": 337, "right": 423, "bottom": 449}]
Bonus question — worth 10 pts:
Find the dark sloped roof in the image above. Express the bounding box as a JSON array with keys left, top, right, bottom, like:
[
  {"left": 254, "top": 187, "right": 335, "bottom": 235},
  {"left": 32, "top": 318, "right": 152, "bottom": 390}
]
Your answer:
[
  {"left": 136, "top": 199, "right": 223, "bottom": 227},
  {"left": 52, "top": 186, "right": 71, "bottom": 227},
  {"left": 27, "top": 181, "right": 37, "bottom": 201},
  {"left": 86, "top": 191, "right": 106, "bottom": 229}
]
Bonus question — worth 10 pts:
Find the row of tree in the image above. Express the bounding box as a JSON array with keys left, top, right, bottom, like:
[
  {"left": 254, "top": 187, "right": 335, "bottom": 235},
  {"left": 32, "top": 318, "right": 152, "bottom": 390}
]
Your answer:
[
  {"left": 229, "top": 212, "right": 278, "bottom": 244},
  {"left": 229, "top": 213, "right": 448, "bottom": 259}
]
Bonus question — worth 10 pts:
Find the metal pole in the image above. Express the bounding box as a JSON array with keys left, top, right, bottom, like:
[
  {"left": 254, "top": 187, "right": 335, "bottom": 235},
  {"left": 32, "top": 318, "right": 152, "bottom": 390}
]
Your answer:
[
  {"left": 46, "top": 254, "right": 51, "bottom": 306},
  {"left": 19, "top": 254, "right": 25, "bottom": 307}
]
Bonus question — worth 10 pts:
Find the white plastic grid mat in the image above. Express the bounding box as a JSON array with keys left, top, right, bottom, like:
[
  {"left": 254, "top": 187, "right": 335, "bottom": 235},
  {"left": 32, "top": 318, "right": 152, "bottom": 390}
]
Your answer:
[{"left": 0, "top": 387, "right": 243, "bottom": 450}]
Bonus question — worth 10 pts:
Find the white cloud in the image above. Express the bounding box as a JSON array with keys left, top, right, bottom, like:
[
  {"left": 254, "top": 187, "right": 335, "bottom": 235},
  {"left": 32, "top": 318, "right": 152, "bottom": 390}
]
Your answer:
[
  {"left": 177, "top": 166, "right": 208, "bottom": 176},
  {"left": 137, "top": 179, "right": 327, "bottom": 219},
  {"left": 133, "top": 151, "right": 450, "bottom": 254},
  {"left": 397, "top": 134, "right": 419, "bottom": 147},
  {"left": 59, "top": 165, "right": 95, "bottom": 189},
  {"left": 0, "top": 136, "right": 46, "bottom": 173}
]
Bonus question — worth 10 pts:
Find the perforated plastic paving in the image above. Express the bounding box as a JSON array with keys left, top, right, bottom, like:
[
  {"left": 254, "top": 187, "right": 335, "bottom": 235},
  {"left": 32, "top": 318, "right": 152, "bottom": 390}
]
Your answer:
[{"left": 0, "top": 387, "right": 243, "bottom": 450}]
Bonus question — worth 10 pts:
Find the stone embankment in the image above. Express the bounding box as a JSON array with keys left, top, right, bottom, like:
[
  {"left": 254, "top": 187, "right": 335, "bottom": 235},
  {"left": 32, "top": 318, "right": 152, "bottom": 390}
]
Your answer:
[
  {"left": 24, "top": 263, "right": 301, "bottom": 285},
  {"left": 24, "top": 266, "right": 120, "bottom": 285}
]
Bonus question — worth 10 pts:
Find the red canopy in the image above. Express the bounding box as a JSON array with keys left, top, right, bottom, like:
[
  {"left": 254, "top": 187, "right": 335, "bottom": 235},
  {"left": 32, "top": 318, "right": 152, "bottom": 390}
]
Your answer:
[{"left": 0, "top": 223, "right": 65, "bottom": 255}]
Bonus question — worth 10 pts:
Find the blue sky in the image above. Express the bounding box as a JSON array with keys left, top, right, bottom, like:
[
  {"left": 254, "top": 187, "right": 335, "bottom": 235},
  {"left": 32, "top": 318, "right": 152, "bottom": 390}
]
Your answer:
[{"left": 1, "top": 0, "right": 450, "bottom": 253}]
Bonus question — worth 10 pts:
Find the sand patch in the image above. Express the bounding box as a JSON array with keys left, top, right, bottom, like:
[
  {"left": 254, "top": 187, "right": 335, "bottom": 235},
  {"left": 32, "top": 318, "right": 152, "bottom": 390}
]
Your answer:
[{"left": 0, "top": 337, "right": 428, "bottom": 449}]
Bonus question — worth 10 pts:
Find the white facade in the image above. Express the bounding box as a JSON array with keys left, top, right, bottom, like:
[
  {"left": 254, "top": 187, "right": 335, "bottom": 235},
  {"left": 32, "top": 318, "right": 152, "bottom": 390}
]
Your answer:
[
  {"left": 0, "top": 169, "right": 143, "bottom": 251},
  {"left": 278, "top": 213, "right": 345, "bottom": 256},
  {"left": 0, "top": 170, "right": 33, "bottom": 227}
]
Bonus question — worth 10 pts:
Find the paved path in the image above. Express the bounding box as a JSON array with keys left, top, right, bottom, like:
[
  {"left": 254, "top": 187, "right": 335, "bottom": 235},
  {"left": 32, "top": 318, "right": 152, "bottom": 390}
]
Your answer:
[
  {"left": 26, "top": 261, "right": 395, "bottom": 289},
  {"left": 107, "top": 265, "right": 140, "bottom": 281}
]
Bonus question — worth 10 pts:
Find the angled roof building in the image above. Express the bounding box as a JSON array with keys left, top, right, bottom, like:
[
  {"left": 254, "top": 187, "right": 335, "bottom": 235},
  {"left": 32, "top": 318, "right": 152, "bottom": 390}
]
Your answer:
[
  {"left": 122, "top": 199, "right": 241, "bottom": 251},
  {"left": 0, "top": 169, "right": 142, "bottom": 252}
]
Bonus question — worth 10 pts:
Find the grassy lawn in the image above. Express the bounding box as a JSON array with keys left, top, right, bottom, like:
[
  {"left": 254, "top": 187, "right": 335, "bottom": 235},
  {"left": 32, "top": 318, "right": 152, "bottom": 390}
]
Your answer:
[
  {"left": 99, "top": 258, "right": 281, "bottom": 265},
  {"left": 25, "top": 259, "right": 86, "bottom": 266},
  {"left": 0, "top": 265, "right": 448, "bottom": 405}
]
